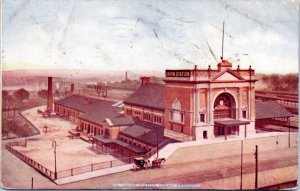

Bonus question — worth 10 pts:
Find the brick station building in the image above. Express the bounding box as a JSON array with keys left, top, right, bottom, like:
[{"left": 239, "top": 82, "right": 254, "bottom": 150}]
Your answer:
[
  {"left": 54, "top": 94, "right": 168, "bottom": 157},
  {"left": 53, "top": 59, "right": 293, "bottom": 157},
  {"left": 124, "top": 60, "right": 257, "bottom": 141}
]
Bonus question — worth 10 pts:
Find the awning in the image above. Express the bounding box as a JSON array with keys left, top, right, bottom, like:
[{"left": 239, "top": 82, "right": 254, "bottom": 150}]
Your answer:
[
  {"left": 92, "top": 135, "right": 146, "bottom": 153},
  {"left": 93, "top": 135, "right": 113, "bottom": 143},
  {"left": 215, "top": 119, "right": 250, "bottom": 127}
]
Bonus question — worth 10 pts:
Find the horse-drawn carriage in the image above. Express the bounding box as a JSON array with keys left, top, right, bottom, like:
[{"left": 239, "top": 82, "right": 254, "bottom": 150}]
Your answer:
[{"left": 132, "top": 157, "right": 165, "bottom": 171}]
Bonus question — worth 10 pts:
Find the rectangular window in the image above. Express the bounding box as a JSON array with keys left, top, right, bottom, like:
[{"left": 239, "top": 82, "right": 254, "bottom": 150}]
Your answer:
[
  {"left": 153, "top": 115, "right": 162, "bottom": 124},
  {"left": 242, "top": 110, "right": 247, "bottom": 118},
  {"left": 200, "top": 114, "right": 205, "bottom": 122},
  {"left": 203, "top": 131, "right": 207, "bottom": 139},
  {"left": 144, "top": 113, "right": 151, "bottom": 121},
  {"left": 170, "top": 110, "right": 184, "bottom": 123},
  {"left": 134, "top": 110, "right": 141, "bottom": 115},
  {"left": 126, "top": 109, "right": 132, "bottom": 115}
]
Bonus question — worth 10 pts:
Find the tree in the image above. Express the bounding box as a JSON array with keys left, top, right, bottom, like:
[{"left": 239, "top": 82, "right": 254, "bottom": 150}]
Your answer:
[
  {"left": 54, "top": 89, "right": 60, "bottom": 98},
  {"left": 37, "top": 89, "right": 48, "bottom": 99},
  {"left": 2, "top": 90, "right": 9, "bottom": 110},
  {"left": 13, "top": 88, "right": 30, "bottom": 102}
]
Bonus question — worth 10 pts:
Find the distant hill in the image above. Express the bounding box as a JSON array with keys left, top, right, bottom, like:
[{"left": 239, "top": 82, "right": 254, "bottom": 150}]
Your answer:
[{"left": 2, "top": 69, "right": 164, "bottom": 88}]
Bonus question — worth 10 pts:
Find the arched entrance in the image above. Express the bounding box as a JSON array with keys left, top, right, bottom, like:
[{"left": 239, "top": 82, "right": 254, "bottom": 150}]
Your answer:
[
  {"left": 213, "top": 93, "right": 236, "bottom": 119},
  {"left": 213, "top": 93, "right": 238, "bottom": 137}
]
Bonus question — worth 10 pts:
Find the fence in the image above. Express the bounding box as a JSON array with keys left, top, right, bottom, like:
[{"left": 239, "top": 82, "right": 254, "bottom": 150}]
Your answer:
[
  {"left": 56, "top": 156, "right": 134, "bottom": 179},
  {"left": 6, "top": 142, "right": 56, "bottom": 180},
  {"left": 6, "top": 138, "right": 172, "bottom": 181}
]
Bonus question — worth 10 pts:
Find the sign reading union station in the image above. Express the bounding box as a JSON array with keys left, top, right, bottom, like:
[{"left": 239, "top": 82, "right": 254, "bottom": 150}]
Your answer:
[{"left": 165, "top": 70, "right": 191, "bottom": 77}]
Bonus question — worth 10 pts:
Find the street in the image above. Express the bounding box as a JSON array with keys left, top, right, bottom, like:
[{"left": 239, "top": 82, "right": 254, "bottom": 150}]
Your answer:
[{"left": 1, "top": 144, "right": 297, "bottom": 189}]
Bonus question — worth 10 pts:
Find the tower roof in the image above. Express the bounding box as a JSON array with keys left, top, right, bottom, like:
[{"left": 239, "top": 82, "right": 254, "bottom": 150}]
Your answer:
[{"left": 217, "top": 59, "right": 232, "bottom": 67}]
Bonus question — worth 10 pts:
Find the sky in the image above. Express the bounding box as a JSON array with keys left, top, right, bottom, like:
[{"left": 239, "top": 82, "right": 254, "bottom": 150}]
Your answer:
[{"left": 2, "top": 0, "right": 299, "bottom": 74}]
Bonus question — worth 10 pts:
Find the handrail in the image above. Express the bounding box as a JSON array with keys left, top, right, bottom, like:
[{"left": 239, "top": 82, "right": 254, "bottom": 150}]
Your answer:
[{"left": 142, "top": 138, "right": 171, "bottom": 159}]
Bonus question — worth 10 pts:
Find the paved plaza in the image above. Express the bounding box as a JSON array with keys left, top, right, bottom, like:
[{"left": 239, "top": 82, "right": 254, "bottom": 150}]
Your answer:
[{"left": 10, "top": 106, "right": 120, "bottom": 173}]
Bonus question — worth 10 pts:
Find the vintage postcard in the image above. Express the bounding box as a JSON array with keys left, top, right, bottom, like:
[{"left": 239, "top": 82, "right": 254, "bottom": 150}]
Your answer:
[{"left": 1, "top": 0, "right": 298, "bottom": 190}]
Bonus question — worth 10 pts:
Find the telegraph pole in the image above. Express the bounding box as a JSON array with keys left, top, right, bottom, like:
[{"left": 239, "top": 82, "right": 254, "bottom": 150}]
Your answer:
[
  {"left": 288, "top": 118, "right": 291, "bottom": 148},
  {"left": 240, "top": 140, "right": 243, "bottom": 190},
  {"left": 254, "top": 145, "right": 258, "bottom": 189}
]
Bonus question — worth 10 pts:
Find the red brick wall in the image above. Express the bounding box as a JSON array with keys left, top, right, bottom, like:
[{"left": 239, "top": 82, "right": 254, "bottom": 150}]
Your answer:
[{"left": 164, "top": 84, "right": 193, "bottom": 135}]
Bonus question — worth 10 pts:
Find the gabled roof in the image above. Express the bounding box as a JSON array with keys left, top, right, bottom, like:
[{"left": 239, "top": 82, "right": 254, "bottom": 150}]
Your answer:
[
  {"left": 104, "top": 116, "right": 140, "bottom": 127},
  {"left": 55, "top": 94, "right": 121, "bottom": 125},
  {"left": 123, "top": 83, "right": 165, "bottom": 111},
  {"left": 255, "top": 101, "right": 294, "bottom": 120},
  {"left": 212, "top": 68, "right": 245, "bottom": 81},
  {"left": 120, "top": 121, "right": 167, "bottom": 147}
]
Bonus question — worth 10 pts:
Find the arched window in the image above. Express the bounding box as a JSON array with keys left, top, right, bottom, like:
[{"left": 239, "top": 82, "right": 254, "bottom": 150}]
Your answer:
[{"left": 170, "top": 99, "right": 184, "bottom": 123}]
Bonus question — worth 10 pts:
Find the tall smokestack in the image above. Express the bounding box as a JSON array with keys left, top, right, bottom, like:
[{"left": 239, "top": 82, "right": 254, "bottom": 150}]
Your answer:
[
  {"left": 125, "top": 72, "right": 128, "bottom": 81},
  {"left": 47, "top": 77, "right": 53, "bottom": 112},
  {"left": 71, "top": 83, "right": 74, "bottom": 94}
]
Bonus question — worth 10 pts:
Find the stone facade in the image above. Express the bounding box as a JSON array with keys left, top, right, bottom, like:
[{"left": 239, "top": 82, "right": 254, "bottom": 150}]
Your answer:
[{"left": 163, "top": 60, "right": 257, "bottom": 140}]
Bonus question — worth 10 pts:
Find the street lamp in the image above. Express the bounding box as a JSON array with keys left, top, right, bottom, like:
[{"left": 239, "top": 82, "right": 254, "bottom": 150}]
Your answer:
[{"left": 52, "top": 141, "right": 57, "bottom": 179}]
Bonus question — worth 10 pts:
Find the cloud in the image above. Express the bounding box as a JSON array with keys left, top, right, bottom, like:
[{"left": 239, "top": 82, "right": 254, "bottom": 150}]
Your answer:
[{"left": 2, "top": 0, "right": 298, "bottom": 74}]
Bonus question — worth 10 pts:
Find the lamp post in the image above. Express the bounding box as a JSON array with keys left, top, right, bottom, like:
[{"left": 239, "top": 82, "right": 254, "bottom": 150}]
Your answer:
[{"left": 52, "top": 141, "right": 57, "bottom": 179}]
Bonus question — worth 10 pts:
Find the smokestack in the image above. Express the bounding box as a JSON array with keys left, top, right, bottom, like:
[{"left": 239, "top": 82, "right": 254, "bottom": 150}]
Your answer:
[
  {"left": 125, "top": 72, "right": 128, "bottom": 81},
  {"left": 140, "top": 76, "right": 150, "bottom": 86},
  {"left": 47, "top": 77, "right": 53, "bottom": 112},
  {"left": 71, "top": 83, "right": 74, "bottom": 94}
]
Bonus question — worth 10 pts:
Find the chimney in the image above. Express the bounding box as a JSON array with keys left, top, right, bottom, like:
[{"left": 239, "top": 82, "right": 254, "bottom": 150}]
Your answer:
[
  {"left": 47, "top": 77, "right": 53, "bottom": 112},
  {"left": 125, "top": 72, "right": 128, "bottom": 81},
  {"left": 83, "top": 98, "right": 91, "bottom": 105},
  {"left": 71, "top": 83, "right": 74, "bottom": 94},
  {"left": 140, "top": 76, "right": 150, "bottom": 86}
]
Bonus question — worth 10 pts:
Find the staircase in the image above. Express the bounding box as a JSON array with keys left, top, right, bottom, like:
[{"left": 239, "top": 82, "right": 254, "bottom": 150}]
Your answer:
[{"left": 164, "top": 128, "right": 192, "bottom": 142}]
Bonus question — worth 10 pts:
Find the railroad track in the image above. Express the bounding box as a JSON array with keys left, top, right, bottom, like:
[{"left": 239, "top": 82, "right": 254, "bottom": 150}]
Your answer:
[{"left": 148, "top": 155, "right": 297, "bottom": 184}]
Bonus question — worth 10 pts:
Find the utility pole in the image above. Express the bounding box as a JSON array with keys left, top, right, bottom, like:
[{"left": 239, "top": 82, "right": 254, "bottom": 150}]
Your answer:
[
  {"left": 254, "top": 145, "right": 258, "bottom": 189},
  {"left": 288, "top": 118, "right": 291, "bottom": 148},
  {"left": 240, "top": 140, "right": 243, "bottom": 190},
  {"left": 156, "top": 128, "right": 159, "bottom": 158},
  {"left": 31, "top": 177, "right": 33, "bottom": 189},
  {"left": 52, "top": 141, "right": 57, "bottom": 180}
]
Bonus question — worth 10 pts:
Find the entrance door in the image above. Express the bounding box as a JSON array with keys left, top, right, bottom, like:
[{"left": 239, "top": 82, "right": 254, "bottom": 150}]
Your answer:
[
  {"left": 203, "top": 131, "right": 207, "bottom": 139},
  {"left": 214, "top": 93, "right": 236, "bottom": 119}
]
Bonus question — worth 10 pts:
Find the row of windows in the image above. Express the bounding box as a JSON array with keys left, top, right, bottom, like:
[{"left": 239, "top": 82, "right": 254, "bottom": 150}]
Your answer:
[
  {"left": 153, "top": 115, "right": 162, "bottom": 123},
  {"left": 80, "top": 122, "right": 109, "bottom": 136},
  {"left": 144, "top": 113, "right": 151, "bottom": 121},
  {"left": 119, "top": 136, "right": 151, "bottom": 151},
  {"left": 134, "top": 110, "right": 141, "bottom": 115},
  {"left": 126, "top": 109, "right": 163, "bottom": 124},
  {"left": 55, "top": 105, "right": 80, "bottom": 117}
]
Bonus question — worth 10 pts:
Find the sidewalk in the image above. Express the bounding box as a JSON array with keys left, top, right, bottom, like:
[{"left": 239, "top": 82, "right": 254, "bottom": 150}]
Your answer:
[{"left": 55, "top": 164, "right": 132, "bottom": 185}]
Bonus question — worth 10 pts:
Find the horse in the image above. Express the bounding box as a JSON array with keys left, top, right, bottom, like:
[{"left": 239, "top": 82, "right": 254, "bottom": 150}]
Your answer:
[{"left": 151, "top": 157, "right": 165, "bottom": 168}]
